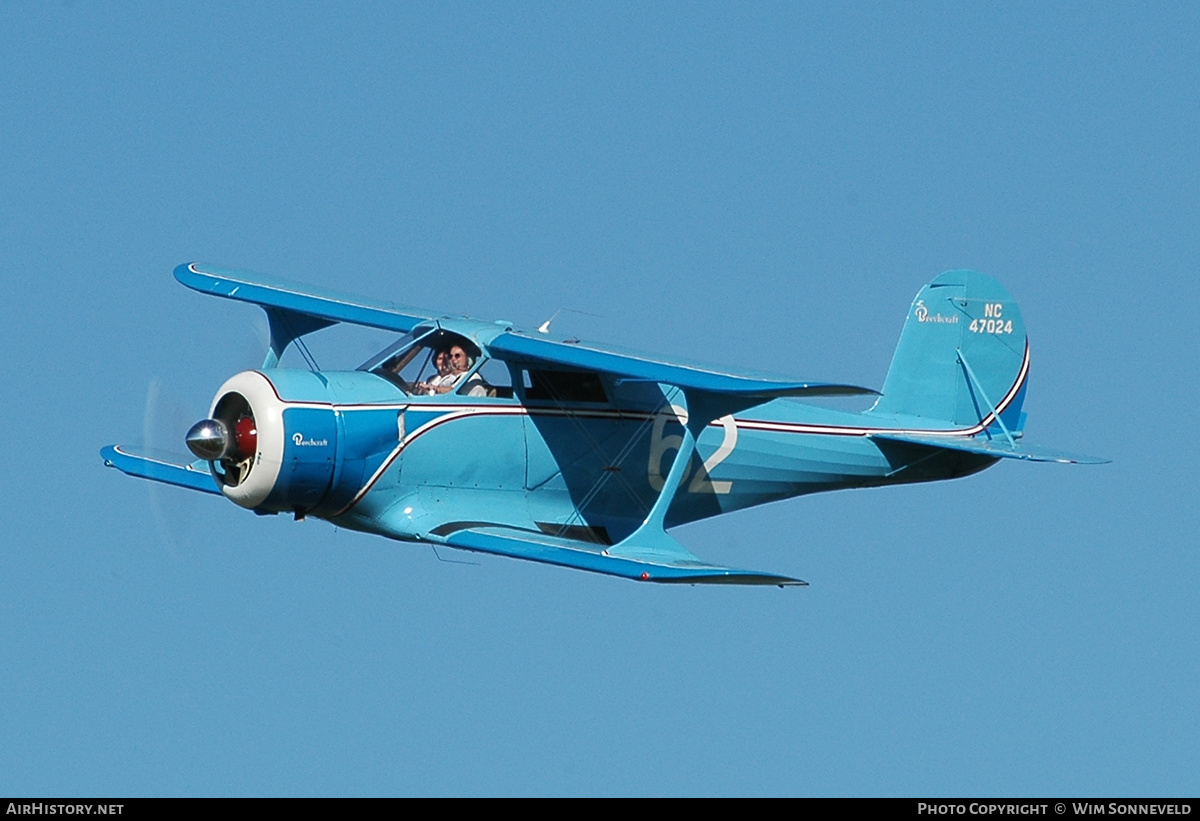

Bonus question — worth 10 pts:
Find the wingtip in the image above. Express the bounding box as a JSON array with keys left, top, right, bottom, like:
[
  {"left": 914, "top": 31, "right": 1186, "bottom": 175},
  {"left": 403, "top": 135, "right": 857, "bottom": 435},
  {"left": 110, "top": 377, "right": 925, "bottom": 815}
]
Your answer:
[
  {"left": 172, "top": 261, "right": 205, "bottom": 289},
  {"left": 655, "top": 571, "right": 809, "bottom": 586}
]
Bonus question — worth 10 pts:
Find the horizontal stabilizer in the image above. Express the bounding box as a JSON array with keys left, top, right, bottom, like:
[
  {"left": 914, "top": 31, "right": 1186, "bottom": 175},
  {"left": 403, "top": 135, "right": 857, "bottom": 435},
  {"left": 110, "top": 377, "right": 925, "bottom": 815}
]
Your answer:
[
  {"left": 441, "top": 525, "right": 805, "bottom": 586},
  {"left": 174, "top": 262, "right": 439, "bottom": 334},
  {"left": 100, "top": 445, "right": 222, "bottom": 494},
  {"left": 870, "top": 432, "right": 1109, "bottom": 465}
]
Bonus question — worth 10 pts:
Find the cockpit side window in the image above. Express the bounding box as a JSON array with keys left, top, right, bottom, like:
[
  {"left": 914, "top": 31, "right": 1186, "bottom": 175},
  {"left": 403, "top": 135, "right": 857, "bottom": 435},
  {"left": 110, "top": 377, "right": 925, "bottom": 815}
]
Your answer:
[
  {"left": 522, "top": 369, "right": 609, "bottom": 403},
  {"left": 455, "top": 357, "right": 515, "bottom": 399}
]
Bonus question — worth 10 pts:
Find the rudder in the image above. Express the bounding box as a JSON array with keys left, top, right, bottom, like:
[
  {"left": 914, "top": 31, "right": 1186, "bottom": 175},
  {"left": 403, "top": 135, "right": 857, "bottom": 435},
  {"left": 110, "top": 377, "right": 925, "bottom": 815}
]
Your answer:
[{"left": 870, "top": 270, "right": 1029, "bottom": 434}]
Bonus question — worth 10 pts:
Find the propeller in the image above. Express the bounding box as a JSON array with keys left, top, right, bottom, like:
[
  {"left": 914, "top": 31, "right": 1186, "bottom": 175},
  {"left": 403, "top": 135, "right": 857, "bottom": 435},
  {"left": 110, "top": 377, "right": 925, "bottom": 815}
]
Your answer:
[
  {"left": 141, "top": 376, "right": 208, "bottom": 559},
  {"left": 128, "top": 313, "right": 277, "bottom": 560}
]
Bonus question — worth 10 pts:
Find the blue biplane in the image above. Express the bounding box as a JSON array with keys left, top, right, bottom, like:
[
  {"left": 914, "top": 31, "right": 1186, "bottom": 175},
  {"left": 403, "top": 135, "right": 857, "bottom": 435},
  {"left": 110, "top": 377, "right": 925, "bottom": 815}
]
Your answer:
[{"left": 102, "top": 264, "right": 1104, "bottom": 586}]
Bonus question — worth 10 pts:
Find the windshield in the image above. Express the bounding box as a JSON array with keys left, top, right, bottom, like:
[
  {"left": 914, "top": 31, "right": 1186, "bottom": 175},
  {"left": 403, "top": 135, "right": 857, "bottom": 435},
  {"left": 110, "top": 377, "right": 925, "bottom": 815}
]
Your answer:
[{"left": 356, "top": 328, "right": 434, "bottom": 373}]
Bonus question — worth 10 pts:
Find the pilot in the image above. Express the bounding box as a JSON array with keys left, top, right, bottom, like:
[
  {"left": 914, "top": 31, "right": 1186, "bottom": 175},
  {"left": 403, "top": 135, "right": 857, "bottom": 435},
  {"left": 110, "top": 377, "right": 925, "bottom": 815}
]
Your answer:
[
  {"left": 448, "top": 344, "right": 488, "bottom": 397},
  {"left": 415, "top": 347, "right": 456, "bottom": 395}
]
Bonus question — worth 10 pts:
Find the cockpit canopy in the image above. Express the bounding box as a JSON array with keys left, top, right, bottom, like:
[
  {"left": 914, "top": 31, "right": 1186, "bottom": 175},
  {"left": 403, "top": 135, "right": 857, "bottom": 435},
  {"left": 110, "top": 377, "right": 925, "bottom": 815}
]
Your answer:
[{"left": 358, "top": 327, "right": 512, "bottom": 398}]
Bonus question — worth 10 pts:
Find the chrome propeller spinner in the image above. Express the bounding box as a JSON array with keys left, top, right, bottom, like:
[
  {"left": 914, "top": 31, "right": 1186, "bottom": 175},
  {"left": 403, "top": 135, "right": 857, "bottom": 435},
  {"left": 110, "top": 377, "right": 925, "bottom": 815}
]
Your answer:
[
  {"left": 185, "top": 418, "right": 234, "bottom": 461},
  {"left": 186, "top": 411, "right": 258, "bottom": 487}
]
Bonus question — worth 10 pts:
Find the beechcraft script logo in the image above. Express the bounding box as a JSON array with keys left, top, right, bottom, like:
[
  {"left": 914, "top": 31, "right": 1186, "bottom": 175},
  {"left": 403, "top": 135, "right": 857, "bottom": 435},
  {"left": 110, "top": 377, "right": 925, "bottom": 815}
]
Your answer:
[
  {"left": 914, "top": 300, "right": 958, "bottom": 324},
  {"left": 292, "top": 433, "right": 329, "bottom": 447}
]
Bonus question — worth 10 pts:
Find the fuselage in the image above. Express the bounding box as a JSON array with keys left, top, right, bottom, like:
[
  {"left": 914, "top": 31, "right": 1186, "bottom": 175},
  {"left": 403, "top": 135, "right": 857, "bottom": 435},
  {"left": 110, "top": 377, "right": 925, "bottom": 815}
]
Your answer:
[{"left": 244, "top": 367, "right": 995, "bottom": 549}]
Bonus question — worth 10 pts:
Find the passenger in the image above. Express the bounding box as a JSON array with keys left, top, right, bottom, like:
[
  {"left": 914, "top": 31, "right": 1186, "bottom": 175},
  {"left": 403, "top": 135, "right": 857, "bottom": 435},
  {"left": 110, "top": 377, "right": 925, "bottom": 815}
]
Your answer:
[{"left": 449, "top": 344, "right": 488, "bottom": 397}]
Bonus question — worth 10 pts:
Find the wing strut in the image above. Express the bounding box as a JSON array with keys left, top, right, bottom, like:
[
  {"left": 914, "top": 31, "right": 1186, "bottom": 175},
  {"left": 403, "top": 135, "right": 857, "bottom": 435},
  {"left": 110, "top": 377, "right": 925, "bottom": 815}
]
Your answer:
[
  {"left": 596, "top": 388, "right": 806, "bottom": 584},
  {"left": 263, "top": 307, "right": 334, "bottom": 369},
  {"left": 617, "top": 405, "right": 695, "bottom": 545}
]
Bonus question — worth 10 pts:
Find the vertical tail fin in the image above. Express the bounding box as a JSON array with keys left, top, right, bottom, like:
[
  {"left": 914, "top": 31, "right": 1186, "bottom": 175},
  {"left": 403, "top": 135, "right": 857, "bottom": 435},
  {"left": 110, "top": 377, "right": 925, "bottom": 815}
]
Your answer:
[{"left": 869, "top": 270, "right": 1029, "bottom": 435}]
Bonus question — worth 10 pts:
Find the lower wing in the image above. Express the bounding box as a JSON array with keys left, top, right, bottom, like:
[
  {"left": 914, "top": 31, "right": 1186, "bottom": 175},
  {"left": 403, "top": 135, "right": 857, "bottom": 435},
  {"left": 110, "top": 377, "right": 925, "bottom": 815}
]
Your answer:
[
  {"left": 437, "top": 524, "right": 805, "bottom": 586},
  {"left": 101, "top": 445, "right": 221, "bottom": 494}
]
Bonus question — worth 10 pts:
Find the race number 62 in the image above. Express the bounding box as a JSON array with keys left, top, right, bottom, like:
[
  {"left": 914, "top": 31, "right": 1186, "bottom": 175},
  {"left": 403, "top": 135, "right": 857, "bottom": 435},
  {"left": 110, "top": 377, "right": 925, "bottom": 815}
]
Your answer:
[{"left": 647, "top": 405, "right": 737, "bottom": 495}]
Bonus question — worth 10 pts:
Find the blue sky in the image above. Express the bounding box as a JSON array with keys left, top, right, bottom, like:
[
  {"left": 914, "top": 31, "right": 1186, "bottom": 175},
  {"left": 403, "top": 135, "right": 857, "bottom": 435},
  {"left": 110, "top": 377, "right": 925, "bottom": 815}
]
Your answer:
[{"left": 2, "top": 2, "right": 1196, "bottom": 796}]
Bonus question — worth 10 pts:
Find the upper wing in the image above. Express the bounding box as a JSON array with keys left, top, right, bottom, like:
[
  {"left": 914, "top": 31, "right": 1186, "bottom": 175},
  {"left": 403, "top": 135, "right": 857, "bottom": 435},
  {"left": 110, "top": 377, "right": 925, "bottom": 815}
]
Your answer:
[
  {"left": 489, "top": 330, "right": 877, "bottom": 400},
  {"left": 175, "top": 261, "right": 881, "bottom": 402},
  {"left": 174, "top": 262, "right": 441, "bottom": 334}
]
